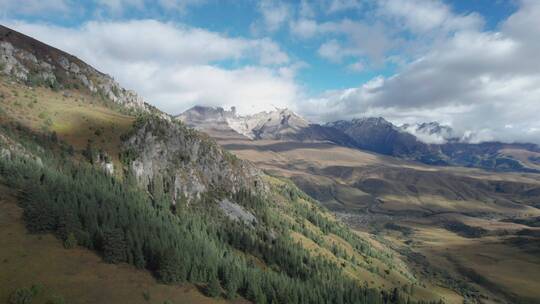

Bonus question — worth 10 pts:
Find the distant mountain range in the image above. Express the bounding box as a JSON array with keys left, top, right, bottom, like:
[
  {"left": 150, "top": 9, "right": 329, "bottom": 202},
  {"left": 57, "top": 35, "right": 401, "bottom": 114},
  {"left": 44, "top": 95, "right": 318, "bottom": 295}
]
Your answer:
[{"left": 178, "top": 106, "right": 540, "bottom": 173}]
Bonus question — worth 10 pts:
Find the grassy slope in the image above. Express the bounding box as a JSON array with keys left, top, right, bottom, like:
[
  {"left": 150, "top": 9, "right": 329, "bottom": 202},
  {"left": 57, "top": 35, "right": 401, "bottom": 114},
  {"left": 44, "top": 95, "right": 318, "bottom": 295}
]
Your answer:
[
  {"left": 397, "top": 222, "right": 540, "bottom": 303},
  {"left": 212, "top": 132, "right": 540, "bottom": 303},
  {"left": 0, "top": 78, "right": 245, "bottom": 304},
  {"left": 263, "top": 177, "right": 456, "bottom": 303},
  {"left": 0, "top": 79, "right": 134, "bottom": 169}
]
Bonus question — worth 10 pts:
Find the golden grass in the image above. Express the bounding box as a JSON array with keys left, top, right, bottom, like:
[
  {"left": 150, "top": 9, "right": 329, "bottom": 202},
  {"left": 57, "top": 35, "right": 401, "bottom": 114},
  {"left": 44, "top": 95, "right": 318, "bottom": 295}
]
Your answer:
[
  {"left": 0, "top": 80, "right": 134, "bottom": 169},
  {"left": 408, "top": 223, "right": 540, "bottom": 302}
]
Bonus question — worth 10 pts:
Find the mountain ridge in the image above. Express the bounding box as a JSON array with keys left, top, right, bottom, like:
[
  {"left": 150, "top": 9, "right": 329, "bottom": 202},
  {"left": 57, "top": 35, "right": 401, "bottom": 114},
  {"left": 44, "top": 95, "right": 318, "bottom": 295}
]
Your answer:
[{"left": 179, "top": 105, "right": 540, "bottom": 173}]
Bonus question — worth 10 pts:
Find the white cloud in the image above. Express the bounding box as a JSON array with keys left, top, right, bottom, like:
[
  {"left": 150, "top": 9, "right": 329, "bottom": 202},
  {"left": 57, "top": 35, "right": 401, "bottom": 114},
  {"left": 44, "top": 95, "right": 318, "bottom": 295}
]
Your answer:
[
  {"left": 319, "top": 19, "right": 395, "bottom": 62},
  {"left": 289, "top": 18, "right": 318, "bottom": 39},
  {"left": 157, "top": 0, "right": 206, "bottom": 12},
  {"left": 300, "top": 0, "right": 540, "bottom": 144},
  {"left": 290, "top": 17, "right": 398, "bottom": 64},
  {"left": 95, "top": 0, "right": 145, "bottom": 13},
  {"left": 290, "top": 0, "right": 484, "bottom": 67},
  {"left": 94, "top": 0, "right": 206, "bottom": 15},
  {"left": 252, "top": 0, "right": 291, "bottom": 33},
  {"left": 9, "top": 20, "right": 289, "bottom": 66},
  {"left": 6, "top": 20, "right": 299, "bottom": 115},
  {"left": 130, "top": 64, "right": 298, "bottom": 114},
  {"left": 377, "top": 0, "right": 484, "bottom": 34},
  {"left": 327, "top": 0, "right": 363, "bottom": 13},
  {"left": 299, "top": 0, "right": 316, "bottom": 18},
  {"left": 318, "top": 40, "right": 344, "bottom": 62}
]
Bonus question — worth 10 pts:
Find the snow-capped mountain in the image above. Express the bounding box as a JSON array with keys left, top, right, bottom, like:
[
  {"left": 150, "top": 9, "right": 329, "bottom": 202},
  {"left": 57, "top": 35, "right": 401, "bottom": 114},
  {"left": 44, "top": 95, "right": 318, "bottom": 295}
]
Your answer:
[
  {"left": 177, "top": 106, "right": 350, "bottom": 143},
  {"left": 177, "top": 106, "right": 540, "bottom": 172}
]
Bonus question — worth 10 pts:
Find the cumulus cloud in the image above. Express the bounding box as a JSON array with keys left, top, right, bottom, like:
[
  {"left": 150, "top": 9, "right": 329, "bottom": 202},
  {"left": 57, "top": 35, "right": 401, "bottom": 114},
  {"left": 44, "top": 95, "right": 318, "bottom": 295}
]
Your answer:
[
  {"left": 301, "top": 0, "right": 540, "bottom": 144},
  {"left": 292, "top": 18, "right": 397, "bottom": 64},
  {"left": 94, "top": 0, "right": 207, "bottom": 15},
  {"left": 377, "top": 0, "right": 484, "bottom": 34},
  {"left": 326, "top": 0, "right": 363, "bottom": 13},
  {"left": 252, "top": 0, "right": 292, "bottom": 33},
  {"left": 290, "top": 0, "right": 484, "bottom": 68},
  {"left": 6, "top": 20, "right": 299, "bottom": 115}
]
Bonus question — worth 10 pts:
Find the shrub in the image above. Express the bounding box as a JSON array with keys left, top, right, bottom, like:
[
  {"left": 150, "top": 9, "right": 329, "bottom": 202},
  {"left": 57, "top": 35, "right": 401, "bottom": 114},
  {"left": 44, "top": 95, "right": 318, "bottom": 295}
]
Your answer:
[
  {"left": 8, "top": 288, "right": 33, "bottom": 304},
  {"left": 206, "top": 276, "right": 221, "bottom": 298},
  {"left": 63, "top": 232, "right": 77, "bottom": 249},
  {"left": 30, "top": 284, "right": 43, "bottom": 296},
  {"left": 142, "top": 290, "right": 150, "bottom": 301}
]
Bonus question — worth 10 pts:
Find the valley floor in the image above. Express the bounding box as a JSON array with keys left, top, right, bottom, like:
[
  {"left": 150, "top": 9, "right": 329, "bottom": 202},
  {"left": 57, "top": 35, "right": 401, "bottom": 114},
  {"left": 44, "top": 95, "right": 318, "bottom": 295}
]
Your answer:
[{"left": 213, "top": 134, "right": 540, "bottom": 304}]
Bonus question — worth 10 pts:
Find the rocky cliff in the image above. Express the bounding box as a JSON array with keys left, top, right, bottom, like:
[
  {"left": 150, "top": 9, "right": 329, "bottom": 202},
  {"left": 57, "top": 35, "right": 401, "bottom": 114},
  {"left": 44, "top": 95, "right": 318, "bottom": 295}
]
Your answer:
[
  {"left": 122, "top": 115, "right": 266, "bottom": 202},
  {"left": 0, "top": 25, "right": 149, "bottom": 112}
]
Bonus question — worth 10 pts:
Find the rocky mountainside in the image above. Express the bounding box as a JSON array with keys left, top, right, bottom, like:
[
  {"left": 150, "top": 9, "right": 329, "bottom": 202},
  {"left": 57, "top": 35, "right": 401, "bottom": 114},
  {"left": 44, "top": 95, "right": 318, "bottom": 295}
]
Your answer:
[
  {"left": 177, "top": 105, "right": 354, "bottom": 144},
  {"left": 177, "top": 106, "right": 313, "bottom": 140},
  {"left": 175, "top": 105, "right": 239, "bottom": 132},
  {"left": 0, "top": 25, "right": 157, "bottom": 113},
  {"left": 328, "top": 118, "right": 540, "bottom": 172},
  {"left": 327, "top": 118, "right": 446, "bottom": 164},
  {"left": 0, "top": 25, "right": 267, "bottom": 202},
  {"left": 122, "top": 115, "right": 266, "bottom": 202}
]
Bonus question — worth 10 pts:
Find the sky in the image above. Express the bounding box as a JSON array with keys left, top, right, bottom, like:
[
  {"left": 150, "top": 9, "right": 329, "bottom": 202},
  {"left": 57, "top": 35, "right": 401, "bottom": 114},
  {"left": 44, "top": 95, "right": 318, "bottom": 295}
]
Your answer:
[{"left": 1, "top": 0, "right": 540, "bottom": 144}]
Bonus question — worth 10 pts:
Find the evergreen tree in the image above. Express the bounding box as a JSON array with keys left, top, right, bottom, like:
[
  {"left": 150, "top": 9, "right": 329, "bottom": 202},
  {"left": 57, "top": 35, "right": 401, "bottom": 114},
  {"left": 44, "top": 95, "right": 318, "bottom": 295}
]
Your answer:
[
  {"left": 82, "top": 141, "right": 94, "bottom": 164},
  {"left": 158, "top": 250, "right": 187, "bottom": 284},
  {"left": 102, "top": 228, "right": 127, "bottom": 264},
  {"left": 206, "top": 275, "right": 221, "bottom": 298}
]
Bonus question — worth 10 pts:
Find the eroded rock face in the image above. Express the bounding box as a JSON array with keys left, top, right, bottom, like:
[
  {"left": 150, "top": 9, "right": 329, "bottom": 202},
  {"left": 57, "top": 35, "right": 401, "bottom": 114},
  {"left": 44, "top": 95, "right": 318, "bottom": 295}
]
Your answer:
[
  {"left": 0, "top": 133, "right": 42, "bottom": 165},
  {"left": 0, "top": 41, "right": 55, "bottom": 83},
  {"left": 177, "top": 106, "right": 312, "bottom": 140},
  {"left": 0, "top": 25, "right": 147, "bottom": 112},
  {"left": 123, "top": 117, "right": 266, "bottom": 202},
  {"left": 219, "top": 198, "right": 257, "bottom": 226}
]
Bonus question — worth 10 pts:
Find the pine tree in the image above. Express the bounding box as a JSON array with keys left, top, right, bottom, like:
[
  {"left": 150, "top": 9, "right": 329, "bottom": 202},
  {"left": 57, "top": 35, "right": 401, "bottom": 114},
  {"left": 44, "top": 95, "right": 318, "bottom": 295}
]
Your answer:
[
  {"left": 102, "top": 228, "right": 127, "bottom": 264},
  {"left": 158, "top": 250, "right": 187, "bottom": 284},
  {"left": 82, "top": 141, "right": 94, "bottom": 164},
  {"left": 206, "top": 275, "right": 221, "bottom": 298}
]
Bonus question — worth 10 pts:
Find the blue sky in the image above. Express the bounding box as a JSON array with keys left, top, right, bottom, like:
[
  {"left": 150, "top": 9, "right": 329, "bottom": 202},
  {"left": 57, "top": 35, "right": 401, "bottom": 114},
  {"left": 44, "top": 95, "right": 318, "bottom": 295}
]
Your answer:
[
  {"left": 2, "top": 0, "right": 540, "bottom": 144},
  {"left": 3, "top": 0, "right": 517, "bottom": 93}
]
